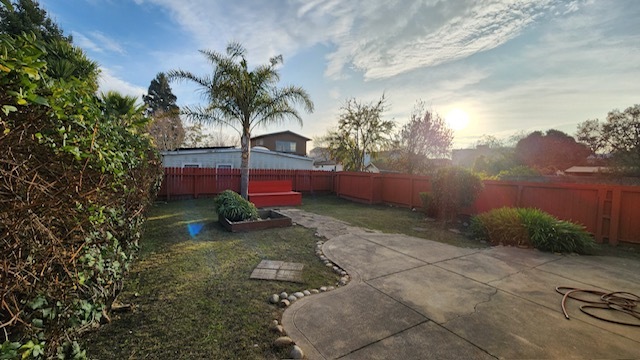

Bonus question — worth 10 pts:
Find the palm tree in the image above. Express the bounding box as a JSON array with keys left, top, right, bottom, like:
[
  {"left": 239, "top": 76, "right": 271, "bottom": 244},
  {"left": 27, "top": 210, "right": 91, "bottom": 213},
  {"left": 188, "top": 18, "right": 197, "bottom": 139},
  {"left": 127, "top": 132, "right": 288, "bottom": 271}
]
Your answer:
[
  {"left": 168, "top": 42, "right": 314, "bottom": 199},
  {"left": 99, "top": 91, "right": 145, "bottom": 126}
]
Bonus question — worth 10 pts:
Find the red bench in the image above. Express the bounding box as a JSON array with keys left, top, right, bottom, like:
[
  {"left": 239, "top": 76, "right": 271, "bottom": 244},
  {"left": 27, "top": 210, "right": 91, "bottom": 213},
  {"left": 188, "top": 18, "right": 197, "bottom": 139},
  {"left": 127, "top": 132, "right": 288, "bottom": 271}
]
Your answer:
[{"left": 248, "top": 180, "right": 302, "bottom": 208}]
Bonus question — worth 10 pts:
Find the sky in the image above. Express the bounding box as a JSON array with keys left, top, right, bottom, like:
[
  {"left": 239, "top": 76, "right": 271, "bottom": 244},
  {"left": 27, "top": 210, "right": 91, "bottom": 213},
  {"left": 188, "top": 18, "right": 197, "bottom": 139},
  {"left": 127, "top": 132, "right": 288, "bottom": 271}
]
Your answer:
[{"left": 40, "top": 0, "right": 640, "bottom": 149}]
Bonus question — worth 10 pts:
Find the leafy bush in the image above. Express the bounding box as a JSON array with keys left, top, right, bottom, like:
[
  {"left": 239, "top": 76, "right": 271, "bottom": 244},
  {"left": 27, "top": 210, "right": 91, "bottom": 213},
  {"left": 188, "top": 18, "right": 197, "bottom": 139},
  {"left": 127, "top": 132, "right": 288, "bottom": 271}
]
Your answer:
[
  {"left": 469, "top": 207, "right": 529, "bottom": 246},
  {"left": 470, "top": 207, "right": 595, "bottom": 254},
  {"left": 431, "top": 167, "right": 483, "bottom": 222},
  {"left": 1, "top": 33, "right": 161, "bottom": 358},
  {"left": 495, "top": 165, "right": 540, "bottom": 180},
  {"left": 418, "top": 192, "right": 437, "bottom": 217},
  {"left": 214, "top": 190, "right": 259, "bottom": 222}
]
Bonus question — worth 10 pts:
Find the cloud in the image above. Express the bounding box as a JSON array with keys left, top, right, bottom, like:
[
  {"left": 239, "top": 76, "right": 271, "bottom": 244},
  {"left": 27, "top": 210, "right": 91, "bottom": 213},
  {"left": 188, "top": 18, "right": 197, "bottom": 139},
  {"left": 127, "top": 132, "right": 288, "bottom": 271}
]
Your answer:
[
  {"left": 138, "top": 0, "right": 585, "bottom": 81},
  {"left": 98, "top": 68, "right": 147, "bottom": 99},
  {"left": 71, "top": 31, "right": 125, "bottom": 54}
]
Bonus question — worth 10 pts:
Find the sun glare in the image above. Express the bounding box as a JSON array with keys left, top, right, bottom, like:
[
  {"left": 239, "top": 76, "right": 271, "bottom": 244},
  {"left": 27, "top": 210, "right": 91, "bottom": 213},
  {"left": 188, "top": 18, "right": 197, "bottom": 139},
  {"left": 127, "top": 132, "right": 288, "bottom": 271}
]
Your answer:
[{"left": 445, "top": 108, "right": 470, "bottom": 131}]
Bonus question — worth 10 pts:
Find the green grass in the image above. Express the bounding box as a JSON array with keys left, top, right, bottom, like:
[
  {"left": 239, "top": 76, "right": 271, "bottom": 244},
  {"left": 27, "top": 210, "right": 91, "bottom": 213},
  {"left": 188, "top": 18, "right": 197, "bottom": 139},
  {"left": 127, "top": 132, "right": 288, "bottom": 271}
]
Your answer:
[
  {"left": 300, "top": 194, "right": 485, "bottom": 248},
  {"left": 82, "top": 194, "right": 640, "bottom": 359},
  {"left": 81, "top": 198, "right": 338, "bottom": 360}
]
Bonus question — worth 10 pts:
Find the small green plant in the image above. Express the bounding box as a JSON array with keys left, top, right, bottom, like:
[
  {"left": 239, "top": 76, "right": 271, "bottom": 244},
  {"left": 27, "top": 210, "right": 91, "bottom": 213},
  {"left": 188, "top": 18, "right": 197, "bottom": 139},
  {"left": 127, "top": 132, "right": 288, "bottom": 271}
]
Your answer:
[
  {"left": 469, "top": 207, "right": 529, "bottom": 246},
  {"left": 418, "top": 192, "right": 437, "bottom": 217},
  {"left": 470, "top": 207, "right": 595, "bottom": 254},
  {"left": 214, "top": 190, "right": 258, "bottom": 222},
  {"left": 431, "top": 167, "right": 483, "bottom": 222}
]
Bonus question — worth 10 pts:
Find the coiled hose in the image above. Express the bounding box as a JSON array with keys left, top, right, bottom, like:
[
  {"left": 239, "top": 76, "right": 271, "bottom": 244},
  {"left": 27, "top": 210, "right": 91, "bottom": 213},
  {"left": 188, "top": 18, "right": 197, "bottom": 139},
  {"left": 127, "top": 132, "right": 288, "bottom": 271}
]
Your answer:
[{"left": 556, "top": 287, "right": 640, "bottom": 327}]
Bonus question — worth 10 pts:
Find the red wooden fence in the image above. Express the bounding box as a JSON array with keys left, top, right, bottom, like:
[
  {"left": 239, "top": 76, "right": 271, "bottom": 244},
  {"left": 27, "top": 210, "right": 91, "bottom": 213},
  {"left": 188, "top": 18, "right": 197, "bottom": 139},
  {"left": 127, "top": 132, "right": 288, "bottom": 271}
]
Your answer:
[
  {"left": 158, "top": 168, "right": 640, "bottom": 245},
  {"left": 158, "top": 168, "right": 335, "bottom": 200}
]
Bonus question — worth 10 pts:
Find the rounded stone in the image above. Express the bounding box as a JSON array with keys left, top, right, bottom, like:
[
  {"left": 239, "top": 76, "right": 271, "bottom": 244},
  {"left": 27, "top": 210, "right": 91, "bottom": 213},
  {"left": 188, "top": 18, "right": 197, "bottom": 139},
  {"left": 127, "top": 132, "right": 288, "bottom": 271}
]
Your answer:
[
  {"left": 325, "top": 263, "right": 333, "bottom": 267},
  {"left": 332, "top": 266, "right": 339, "bottom": 271},
  {"left": 340, "top": 270, "right": 347, "bottom": 276},
  {"left": 303, "top": 290, "right": 311, "bottom": 296},
  {"left": 287, "top": 295, "right": 297, "bottom": 303},
  {"left": 280, "top": 292, "right": 288, "bottom": 300},
  {"left": 320, "top": 286, "right": 327, "bottom": 292},
  {"left": 327, "top": 286, "right": 335, "bottom": 291},
  {"left": 279, "top": 299, "right": 290, "bottom": 308},
  {"left": 274, "top": 336, "right": 294, "bottom": 348},
  {"left": 310, "top": 289, "right": 320, "bottom": 294},
  {"left": 293, "top": 292, "right": 305, "bottom": 299},
  {"left": 319, "top": 256, "right": 327, "bottom": 261},
  {"left": 270, "top": 319, "right": 279, "bottom": 328},
  {"left": 269, "top": 294, "right": 280, "bottom": 304},
  {"left": 290, "top": 345, "right": 304, "bottom": 359},
  {"left": 271, "top": 324, "right": 285, "bottom": 334}
]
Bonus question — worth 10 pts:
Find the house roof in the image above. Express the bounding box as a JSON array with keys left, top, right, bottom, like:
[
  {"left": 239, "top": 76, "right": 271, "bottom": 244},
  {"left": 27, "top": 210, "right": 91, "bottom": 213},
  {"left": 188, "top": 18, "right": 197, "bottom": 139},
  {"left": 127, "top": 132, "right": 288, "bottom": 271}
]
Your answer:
[
  {"left": 250, "top": 130, "right": 311, "bottom": 141},
  {"left": 160, "top": 146, "right": 312, "bottom": 161},
  {"left": 565, "top": 166, "right": 611, "bottom": 174}
]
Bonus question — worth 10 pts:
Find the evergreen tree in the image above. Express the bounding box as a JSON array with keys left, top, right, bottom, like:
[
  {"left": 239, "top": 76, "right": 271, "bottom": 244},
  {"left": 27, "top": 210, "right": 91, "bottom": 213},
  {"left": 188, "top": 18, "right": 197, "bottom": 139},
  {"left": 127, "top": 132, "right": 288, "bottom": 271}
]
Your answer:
[
  {"left": 143, "top": 72, "right": 179, "bottom": 115},
  {"left": 143, "top": 73, "right": 184, "bottom": 151},
  {"left": 0, "top": 0, "right": 70, "bottom": 43}
]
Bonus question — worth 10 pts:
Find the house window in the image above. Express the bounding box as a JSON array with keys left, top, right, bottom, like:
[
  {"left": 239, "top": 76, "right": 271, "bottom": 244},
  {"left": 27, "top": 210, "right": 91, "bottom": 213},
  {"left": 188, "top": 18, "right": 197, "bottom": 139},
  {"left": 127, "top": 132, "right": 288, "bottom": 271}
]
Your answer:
[
  {"left": 183, "top": 163, "right": 200, "bottom": 168},
  {"left": 216, "top": 164, "right": 232, "bottom": 169},
  {"left": 276, "top": 141, "right": 296, "bottom": 153},
  {"left": 255, "top": 139, "right": 264, "bottom": 146}
]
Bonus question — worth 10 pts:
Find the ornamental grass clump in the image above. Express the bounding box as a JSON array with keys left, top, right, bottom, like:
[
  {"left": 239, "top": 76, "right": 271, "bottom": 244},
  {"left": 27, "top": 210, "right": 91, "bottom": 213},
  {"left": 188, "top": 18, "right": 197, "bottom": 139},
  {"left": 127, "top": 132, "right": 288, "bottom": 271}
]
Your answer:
[
  {"left": 470, "top": 207, "right": 595, "bottom": 254},
  {"left": 214, "top": 190, "right": 259, "bottom": 222}
]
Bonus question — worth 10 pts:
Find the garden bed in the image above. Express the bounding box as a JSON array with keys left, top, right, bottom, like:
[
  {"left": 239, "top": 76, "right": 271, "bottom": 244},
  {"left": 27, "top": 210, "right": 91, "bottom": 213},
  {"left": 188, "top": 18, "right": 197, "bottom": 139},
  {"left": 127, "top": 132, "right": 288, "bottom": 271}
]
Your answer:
[{"left": 219, "top": 209, "right": 292, "bottom": 232}]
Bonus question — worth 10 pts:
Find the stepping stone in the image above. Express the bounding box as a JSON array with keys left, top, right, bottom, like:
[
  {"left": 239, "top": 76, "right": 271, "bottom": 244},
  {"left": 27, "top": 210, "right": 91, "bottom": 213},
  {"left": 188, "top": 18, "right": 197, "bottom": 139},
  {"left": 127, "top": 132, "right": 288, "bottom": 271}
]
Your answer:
[{"left": 250, "top": 259, "right": 304, "bottom": 283}]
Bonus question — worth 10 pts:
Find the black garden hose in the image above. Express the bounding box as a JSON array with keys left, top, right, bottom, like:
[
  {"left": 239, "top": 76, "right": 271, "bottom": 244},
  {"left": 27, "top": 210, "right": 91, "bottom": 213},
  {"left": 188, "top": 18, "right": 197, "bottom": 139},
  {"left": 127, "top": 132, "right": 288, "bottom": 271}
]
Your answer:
[{"left": 556, "top": 287, "right": 640, "bottom": 327}]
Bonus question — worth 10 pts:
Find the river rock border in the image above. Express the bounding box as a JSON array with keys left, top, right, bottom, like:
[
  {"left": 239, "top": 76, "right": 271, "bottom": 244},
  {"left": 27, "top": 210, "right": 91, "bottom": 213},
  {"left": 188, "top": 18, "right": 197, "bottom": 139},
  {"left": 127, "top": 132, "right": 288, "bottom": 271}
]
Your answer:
[{"left": 266, "top": 238, "right": 351, "bottom": 359}]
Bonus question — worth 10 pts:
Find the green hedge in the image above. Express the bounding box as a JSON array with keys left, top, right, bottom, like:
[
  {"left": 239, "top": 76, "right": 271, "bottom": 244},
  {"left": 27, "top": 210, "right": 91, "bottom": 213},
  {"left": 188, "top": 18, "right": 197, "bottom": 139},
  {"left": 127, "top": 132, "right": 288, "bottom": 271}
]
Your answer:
[
  {"left": 1, "top": 33, "right": 161, "bottom": 358},
  {"left": 470, "top": 207, "right": 595, "bottom": 254},
  {"left": 431, "top": 167, "right": 483, "bottom": 222}
]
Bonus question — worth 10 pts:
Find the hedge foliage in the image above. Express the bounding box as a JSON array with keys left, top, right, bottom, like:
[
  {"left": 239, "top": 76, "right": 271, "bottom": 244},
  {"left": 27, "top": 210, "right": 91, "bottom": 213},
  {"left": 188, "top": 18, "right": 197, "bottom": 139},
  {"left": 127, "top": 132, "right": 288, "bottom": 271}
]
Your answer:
[
  {"left": 1, "top": 33, "right": 162, "bottom": 358},
  {"left": 430, "top": 166, "right": 483, "bottom": 222},
  {"left": 470, "top": 207, "right": 595, "bottom": 254}
]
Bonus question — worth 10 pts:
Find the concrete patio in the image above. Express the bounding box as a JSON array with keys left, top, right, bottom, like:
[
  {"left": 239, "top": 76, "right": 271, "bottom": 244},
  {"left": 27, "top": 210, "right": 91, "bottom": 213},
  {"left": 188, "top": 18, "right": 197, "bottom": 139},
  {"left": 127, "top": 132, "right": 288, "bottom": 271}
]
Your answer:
[{"left": 280, "top": 209, "right": 640, "bottom": 359}]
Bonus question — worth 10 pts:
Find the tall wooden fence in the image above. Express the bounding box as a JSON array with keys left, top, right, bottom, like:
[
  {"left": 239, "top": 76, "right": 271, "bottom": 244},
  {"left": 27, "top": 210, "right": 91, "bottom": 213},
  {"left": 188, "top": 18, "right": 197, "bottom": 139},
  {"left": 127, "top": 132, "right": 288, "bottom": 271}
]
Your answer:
[
  {"left": 158, "top": 168, "right": 335, "bottom": 200},
  {"left": 158, "top": 168, "right": 640, "bottom": 245}
]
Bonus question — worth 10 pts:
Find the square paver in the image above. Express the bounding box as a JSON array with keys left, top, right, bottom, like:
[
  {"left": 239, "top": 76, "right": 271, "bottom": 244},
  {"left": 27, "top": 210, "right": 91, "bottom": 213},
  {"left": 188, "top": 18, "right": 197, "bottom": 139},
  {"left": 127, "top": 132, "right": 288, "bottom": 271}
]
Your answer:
[
  {"left": 256, "top": 259, "right": 284, "bottom": 270},
  {"left": 249, "top": 268, "right": 277, "bottom": 280},
  {"left": 250, "top": 260, "right": 304, "bottom": 283}
]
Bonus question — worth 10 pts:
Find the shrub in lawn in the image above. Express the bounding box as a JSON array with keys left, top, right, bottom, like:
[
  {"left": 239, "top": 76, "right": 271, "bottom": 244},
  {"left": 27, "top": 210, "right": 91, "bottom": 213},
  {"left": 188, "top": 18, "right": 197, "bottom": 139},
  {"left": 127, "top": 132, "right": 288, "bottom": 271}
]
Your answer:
[
  {"left": 518, "top": 208, "right": 595, "bottom": 254},
  {"left": 214, "top": 190, "right": 259, "bottom": 222},
  {"left": 418, "top": 192, "right": 437, "bottom": 217},
  {"left": 470, "top": 207, "right": 529, "bottom": 246},
  {"left": 431, "top": 167, "right": 483, "bottom": 222},
  {"left": 470, "top": 207, "right": 595, "bottom": 254}
]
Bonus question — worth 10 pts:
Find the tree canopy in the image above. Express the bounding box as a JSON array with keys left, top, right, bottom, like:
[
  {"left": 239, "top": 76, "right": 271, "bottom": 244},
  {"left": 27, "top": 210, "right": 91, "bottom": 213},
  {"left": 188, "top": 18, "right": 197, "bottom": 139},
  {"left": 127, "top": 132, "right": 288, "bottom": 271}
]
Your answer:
[
  {"left": 143, "top": 73, "right": 184, "bottom": 151},
  {"left": 577, "top": 104, "right": 640, "bottom": 174},
  {"left": 515, "top": 129, "right": 591, "bottom": 174},
  {"left": 390, "top": 103, "right": 452, "bottom": 174},
  {"left": 324, "top": 95, "right": 394, "bottom": 172},
  {"left": 168, "top": 42, "right": 314, "bottom": 198}
]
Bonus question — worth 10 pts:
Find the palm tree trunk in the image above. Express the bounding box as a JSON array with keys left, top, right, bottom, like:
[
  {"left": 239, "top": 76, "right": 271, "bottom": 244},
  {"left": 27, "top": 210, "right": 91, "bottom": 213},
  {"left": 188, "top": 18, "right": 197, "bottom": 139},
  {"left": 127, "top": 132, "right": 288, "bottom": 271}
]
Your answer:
[{"left": 240, "top": 129, "right": 250, "bottom": 199}]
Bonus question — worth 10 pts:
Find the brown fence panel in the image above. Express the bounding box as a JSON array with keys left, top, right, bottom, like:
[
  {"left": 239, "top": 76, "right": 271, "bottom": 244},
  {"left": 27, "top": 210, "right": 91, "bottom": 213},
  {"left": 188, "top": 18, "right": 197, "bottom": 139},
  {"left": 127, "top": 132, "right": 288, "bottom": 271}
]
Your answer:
[
  {"left": 519, "top": 183, "right": 600, "bottom": 234},
  {"left": 617, "top": 187, "right": 640, "bottom": 244},
  {"left": 380, "top": 174, "right": 431, "bottom": 208},
  {"left": 336, "top": 172, "right": 377, "bottom": 203},
  {"left": 473, "top": 181, "right": 519, "bottom": 213}
]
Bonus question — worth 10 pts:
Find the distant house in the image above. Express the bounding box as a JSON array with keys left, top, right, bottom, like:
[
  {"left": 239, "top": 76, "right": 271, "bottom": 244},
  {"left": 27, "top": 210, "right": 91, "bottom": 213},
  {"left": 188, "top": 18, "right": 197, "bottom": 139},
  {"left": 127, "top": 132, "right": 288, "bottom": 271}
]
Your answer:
[
  {"left": 452, "top": 145, "right": 503, "bottom": 168},
  {"left": 161, "top": 146, "right": 313, "bottom": 170},
  {"left": 564, "top": 166, "right": 612, "bottom": 176},
  {"left": 309, "top": 147, "right": 343, "bottom": 171},
  {"left": 250, "top": 131, "right": 311, "bottom": 157}
]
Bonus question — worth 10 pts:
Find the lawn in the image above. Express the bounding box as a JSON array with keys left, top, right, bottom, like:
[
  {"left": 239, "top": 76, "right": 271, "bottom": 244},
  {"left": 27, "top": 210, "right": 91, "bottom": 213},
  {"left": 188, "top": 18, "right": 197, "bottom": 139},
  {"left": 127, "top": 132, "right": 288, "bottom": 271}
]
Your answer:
[
  {"left": 300, "top": 193, "right": 485, "bottom": 248},
  {"left": 81, "top": 198, "right": 338, "bottom": 359},
  {"left": 82, "top": 194, "right": 640, "bottom": 359}
]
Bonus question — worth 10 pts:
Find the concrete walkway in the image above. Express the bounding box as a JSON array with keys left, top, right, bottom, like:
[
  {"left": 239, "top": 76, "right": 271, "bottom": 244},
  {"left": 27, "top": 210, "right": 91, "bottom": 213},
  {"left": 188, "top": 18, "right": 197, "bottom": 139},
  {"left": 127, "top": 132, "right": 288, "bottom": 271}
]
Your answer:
[{"left": 280, "top": 209, "right": 640, "bottom": 359}]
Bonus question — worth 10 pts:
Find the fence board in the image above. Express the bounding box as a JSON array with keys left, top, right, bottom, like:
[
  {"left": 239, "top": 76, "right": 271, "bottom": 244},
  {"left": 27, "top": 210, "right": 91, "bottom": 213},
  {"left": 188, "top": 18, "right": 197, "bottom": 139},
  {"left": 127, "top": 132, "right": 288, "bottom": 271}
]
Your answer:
[{"left": 158, "top": 168, "right": 640, "bottom": 244}]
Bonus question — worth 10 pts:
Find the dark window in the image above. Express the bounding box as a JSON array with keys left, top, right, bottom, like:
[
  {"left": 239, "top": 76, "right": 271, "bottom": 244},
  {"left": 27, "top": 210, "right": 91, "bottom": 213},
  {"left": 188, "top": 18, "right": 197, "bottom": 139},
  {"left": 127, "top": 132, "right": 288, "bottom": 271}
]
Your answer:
[{"left": 276, "top": 141, "right": 296, "bottom": 153}]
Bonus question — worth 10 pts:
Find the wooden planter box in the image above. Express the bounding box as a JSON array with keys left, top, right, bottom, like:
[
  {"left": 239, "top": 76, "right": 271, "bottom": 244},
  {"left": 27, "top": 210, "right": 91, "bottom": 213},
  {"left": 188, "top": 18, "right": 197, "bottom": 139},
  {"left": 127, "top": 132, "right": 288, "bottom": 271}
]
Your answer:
[{"left": 219, "top": 210, "right": 292, "bottom": 232}]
